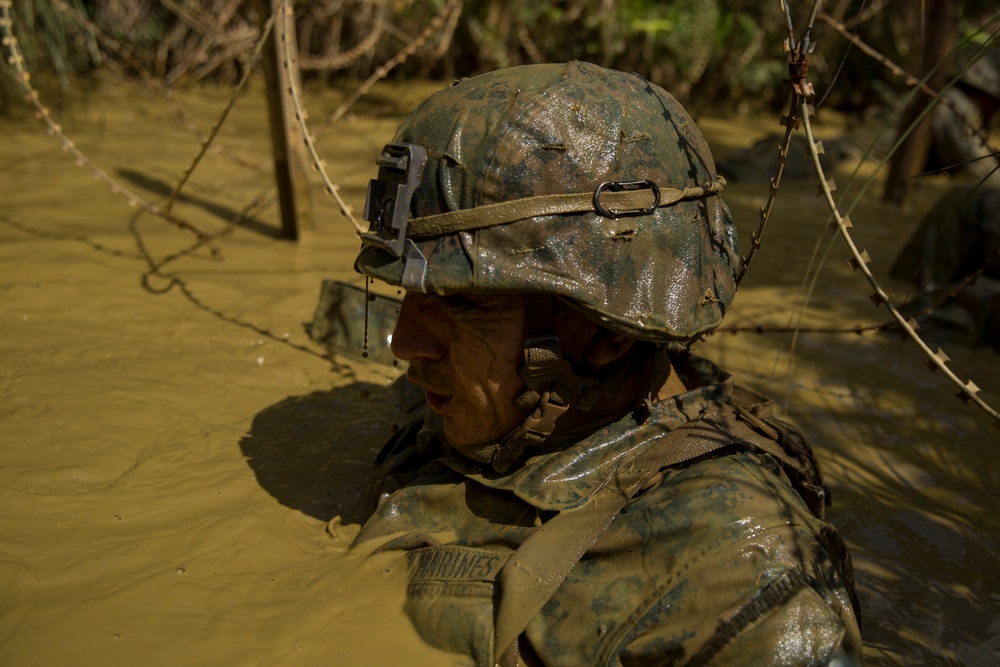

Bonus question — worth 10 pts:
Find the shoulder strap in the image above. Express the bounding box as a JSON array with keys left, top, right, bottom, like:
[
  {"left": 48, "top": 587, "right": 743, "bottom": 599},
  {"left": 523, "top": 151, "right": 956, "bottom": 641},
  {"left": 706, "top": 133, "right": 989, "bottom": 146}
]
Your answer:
[
  {"left": 493, "top": 417, "right": 735, "bottom": 666},
  {"left": 728, "top": 386, "right": 829, "bottom": 520},
  {"left": 493, "top": 397, "right": 829, "bottom": 665}
]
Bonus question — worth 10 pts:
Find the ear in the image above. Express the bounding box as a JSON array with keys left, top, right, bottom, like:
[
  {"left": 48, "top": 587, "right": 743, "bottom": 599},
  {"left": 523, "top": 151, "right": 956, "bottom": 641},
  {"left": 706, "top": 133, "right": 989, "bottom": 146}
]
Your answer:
[
  {"left": 582, "top": 328, "right": 637, "bottom": 370},
  {"left": 551, "top": 300, "right": 637, "bottom": 371}
]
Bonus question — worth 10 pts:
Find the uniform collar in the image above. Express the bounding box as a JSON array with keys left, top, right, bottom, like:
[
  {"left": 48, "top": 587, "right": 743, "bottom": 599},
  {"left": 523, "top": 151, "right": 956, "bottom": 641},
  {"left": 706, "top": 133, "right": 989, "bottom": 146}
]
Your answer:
[{"left": 437, "top": 347, "right": 734, "bottom": 511}]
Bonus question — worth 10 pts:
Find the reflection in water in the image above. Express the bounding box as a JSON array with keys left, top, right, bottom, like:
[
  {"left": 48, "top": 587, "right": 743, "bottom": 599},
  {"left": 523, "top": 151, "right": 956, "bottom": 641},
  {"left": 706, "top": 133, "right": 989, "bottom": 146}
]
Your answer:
[{"left": 1, "top": 80, "right": 999, "bottom": 666}]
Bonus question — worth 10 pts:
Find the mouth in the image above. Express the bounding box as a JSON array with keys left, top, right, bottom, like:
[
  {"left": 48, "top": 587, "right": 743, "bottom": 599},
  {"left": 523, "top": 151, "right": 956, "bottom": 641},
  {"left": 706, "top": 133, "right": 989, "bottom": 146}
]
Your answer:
[
  {"left": 424, "top": 389, "right": 452, "bottom": 413},
  {"left": 407, "top": 370, "right": 453, "bottom": 414}
]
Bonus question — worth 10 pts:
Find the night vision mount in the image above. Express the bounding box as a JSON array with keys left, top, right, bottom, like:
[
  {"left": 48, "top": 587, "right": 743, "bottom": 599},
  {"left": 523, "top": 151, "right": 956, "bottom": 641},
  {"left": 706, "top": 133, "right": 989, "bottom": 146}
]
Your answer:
[{"left": 362, "top": 142, "right": 429, "bottom": 292}]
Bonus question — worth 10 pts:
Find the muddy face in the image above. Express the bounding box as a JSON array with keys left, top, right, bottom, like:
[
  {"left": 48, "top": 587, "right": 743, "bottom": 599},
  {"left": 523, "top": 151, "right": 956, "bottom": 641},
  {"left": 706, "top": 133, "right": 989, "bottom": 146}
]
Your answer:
[{"left": 391, "top": 291, "right": 529, "bottom": 449}]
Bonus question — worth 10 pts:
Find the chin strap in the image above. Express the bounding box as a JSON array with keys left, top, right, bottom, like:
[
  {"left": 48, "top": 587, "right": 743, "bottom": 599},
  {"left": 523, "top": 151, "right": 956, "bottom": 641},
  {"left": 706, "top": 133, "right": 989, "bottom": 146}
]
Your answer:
[
  {"left": 490, "top": 294, "right": 605, "bottom": 473},
  {"left": 481, "top": 294, "right": 664, "bottom": 473}
]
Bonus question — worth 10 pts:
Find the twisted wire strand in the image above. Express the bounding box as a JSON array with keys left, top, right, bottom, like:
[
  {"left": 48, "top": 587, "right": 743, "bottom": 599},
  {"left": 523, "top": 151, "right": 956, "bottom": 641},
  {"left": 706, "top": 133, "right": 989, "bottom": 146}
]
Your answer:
[
  {"left": 278, "top": 0, "right": 463, "bottom": 236},
  {"left": 278, "top": 0, "right": 361, "bottom": 233},
  {"left": 164, "top": 0, "right": 283, "bottom": 210},
  {"left": 49, "top": 0, "right": 262, "bottom": 172},
  {"left": 786, "top": 2, "right": 1000, "bottom": 427},
  {"left": 0, "top": 0, "right": 224, "bottom": 257}
]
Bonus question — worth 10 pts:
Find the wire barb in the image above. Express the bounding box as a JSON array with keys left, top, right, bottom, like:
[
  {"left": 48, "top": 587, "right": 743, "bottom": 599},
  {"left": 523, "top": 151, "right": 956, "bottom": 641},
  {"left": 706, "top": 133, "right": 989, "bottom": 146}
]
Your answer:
[
  {"left": 847, "top": 249, "right": 872, "bottom": 271},
  {"left": 927, "top": 348, "right": 951, "bottom": 371},
  {"left": 956, "top": 381, "right": 981, "bottom": 404},
  {"left": 789, "top": 3, "right": 1000, "bottom": 424},
  {"left": 0, "top": 0, "right": 223, "bottom": 257}
]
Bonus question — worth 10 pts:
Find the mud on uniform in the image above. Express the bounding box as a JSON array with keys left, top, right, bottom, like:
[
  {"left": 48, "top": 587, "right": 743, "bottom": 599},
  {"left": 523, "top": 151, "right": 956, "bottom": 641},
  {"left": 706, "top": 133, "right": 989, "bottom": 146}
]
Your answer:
[{"left": 352, "top": 348, "right": 862, "bottom": 666}]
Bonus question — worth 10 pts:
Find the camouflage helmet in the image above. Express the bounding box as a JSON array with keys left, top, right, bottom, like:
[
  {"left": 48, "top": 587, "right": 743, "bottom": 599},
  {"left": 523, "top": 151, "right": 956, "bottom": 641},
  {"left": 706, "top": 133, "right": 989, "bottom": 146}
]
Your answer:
[{"left": 356, "top": 61, "right": 739, "bottom": 342}]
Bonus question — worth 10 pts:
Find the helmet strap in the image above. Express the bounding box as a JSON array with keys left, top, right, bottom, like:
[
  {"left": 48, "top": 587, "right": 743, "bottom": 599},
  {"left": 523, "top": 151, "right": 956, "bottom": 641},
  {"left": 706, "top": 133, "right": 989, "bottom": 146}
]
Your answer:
[
  {"left": 491, "top": 294, "right": 624, "bottom": 472},
  {"left": 463, "top": 341, "right": 669, "bottom": 472}
]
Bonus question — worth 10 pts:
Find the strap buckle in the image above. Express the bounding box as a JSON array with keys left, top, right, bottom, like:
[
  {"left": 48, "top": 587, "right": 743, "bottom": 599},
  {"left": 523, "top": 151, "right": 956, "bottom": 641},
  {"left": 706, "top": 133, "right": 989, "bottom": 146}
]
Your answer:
[
  {"left": 521, "top": 390, "right": 571, "bottom": 442},
  {"left": 592, "top": 179, "right": 661, "bottom": 219}
]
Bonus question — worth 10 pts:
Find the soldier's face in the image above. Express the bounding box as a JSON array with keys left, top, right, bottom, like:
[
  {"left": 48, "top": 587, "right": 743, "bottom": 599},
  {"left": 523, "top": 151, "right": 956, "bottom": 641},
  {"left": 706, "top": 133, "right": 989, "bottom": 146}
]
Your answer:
[{"left": 391, "top": 291, "right": 529, "bottom": 449}]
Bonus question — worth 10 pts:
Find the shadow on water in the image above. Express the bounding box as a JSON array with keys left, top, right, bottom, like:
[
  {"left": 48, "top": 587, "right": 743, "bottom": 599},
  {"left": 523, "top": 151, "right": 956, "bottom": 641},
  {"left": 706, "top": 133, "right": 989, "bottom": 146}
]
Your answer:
[
  {"left": 239, "top": 375, "right": 425, "bottom": 525},
  {"left": 116, "top": 168, "right": 285, "bottom": 240},
  {"left": 836, "top": 459, "right": 1000, "bottom": 664},
  {"left": 0, "top": 212, "right": 146, "bottom": 260},
  {"left": 239, "top": 382, "right": 390, "bottom": 524},
  {"left": 238, "top": 281, "right": 418, "bottom": 523}
]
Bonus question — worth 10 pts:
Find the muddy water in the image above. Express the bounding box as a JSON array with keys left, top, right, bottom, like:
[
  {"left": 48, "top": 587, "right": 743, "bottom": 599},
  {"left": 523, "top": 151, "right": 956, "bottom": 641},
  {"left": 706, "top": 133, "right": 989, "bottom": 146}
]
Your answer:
[{"left": 1, "top": 78, "right": 998, "bottom": 666}]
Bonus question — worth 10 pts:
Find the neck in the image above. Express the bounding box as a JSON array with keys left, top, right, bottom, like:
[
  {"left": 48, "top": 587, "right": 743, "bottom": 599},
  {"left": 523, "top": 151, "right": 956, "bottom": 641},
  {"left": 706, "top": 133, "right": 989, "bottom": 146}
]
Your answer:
[
  {"left": 549, "top": 348, "right": 686, "bottom": 441},
  {"left": 473, "top": 348, "right": 688, "bottom": 472}
]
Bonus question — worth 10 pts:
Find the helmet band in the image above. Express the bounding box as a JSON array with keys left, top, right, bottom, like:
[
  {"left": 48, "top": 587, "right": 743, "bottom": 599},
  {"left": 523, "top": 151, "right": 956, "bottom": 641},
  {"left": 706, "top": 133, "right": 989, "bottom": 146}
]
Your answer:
[
  {"left": 405, "top": 175, "right": 725, "bottom": 238},
  {"left": 361, "top": 142, "right": 727, "bottom": 246}
]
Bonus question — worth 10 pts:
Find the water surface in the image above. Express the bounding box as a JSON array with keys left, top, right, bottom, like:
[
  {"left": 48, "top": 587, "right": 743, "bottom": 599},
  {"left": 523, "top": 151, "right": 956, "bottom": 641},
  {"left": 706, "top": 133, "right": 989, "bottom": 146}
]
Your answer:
[{"left": 1, "top": 78, "right": 998, "bottom": 666}]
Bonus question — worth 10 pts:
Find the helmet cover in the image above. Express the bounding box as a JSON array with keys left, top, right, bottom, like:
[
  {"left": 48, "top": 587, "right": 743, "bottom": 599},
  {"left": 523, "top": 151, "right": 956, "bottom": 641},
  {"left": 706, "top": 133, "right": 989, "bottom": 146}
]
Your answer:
[{"left": 356, "top": 61, "right": 739, "bottom": 342}]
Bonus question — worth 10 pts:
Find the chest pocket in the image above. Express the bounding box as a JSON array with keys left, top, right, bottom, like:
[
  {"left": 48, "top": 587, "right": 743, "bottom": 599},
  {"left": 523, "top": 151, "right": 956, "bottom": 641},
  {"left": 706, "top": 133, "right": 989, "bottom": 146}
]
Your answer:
[{"left": 405, "top": 545, "right": 511, "bottom": 665}]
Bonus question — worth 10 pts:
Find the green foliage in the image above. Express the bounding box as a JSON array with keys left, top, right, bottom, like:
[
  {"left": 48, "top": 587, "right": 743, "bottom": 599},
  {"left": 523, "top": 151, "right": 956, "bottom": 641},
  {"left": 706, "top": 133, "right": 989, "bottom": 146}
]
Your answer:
[
  {"left": 2, "top": 0, "right": 97, "bottom": 112},
  {"left": 1, "top": 0, "right": 996, "bottom": 115}
]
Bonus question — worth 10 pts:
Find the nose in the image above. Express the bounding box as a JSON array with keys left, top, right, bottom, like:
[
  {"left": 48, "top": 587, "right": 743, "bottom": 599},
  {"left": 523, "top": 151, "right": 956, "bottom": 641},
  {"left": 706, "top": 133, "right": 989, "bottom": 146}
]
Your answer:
[{"left": 390, "top": 292, "right": 447, "bottom": 362}]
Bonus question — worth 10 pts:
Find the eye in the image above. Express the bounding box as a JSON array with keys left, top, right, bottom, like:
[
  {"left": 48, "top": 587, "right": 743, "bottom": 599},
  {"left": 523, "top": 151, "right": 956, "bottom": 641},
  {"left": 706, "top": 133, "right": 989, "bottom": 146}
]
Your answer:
[
  {"left": 438, "top": 293, "right": 523, "bottom": 321},
  {"left": 441, "top": 294, "right": 481, "bottom": 311}
]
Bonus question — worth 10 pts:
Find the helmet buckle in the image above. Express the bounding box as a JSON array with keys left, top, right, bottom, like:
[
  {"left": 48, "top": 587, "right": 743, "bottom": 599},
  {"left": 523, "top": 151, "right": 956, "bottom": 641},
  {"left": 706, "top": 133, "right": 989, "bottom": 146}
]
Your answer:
[
  {"left": 522, "top": 390, "right": 571, "bottom": 440},
  {"left": 593, "top": 179, "right": 661, "bottom": 219}
]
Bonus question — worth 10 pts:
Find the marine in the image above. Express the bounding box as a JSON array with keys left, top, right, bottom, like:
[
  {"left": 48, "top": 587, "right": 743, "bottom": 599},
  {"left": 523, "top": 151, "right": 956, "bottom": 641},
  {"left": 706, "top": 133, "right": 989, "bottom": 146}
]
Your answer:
[{"left": 349, "top": 61, "right": 863, "bottom": 666}]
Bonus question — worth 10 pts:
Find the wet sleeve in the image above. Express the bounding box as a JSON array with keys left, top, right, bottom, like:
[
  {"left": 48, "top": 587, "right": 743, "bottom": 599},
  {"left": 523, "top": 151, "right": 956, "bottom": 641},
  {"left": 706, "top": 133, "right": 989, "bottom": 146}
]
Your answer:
[
  {"left": 525, "top": 453, "right": 863, "bottom": 667},
  {"left": 614, "top": 459, "right": 864, "bottom": 666},
  {"left": 615, "top": 534, "right": 865, "bottom": 666}
]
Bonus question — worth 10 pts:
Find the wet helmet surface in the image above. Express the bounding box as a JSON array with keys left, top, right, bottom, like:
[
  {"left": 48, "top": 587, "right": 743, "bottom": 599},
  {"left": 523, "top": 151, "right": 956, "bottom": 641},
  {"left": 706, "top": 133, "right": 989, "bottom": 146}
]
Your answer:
[{"left": 356, "top": 61, "right": 739, "bottom": 342}]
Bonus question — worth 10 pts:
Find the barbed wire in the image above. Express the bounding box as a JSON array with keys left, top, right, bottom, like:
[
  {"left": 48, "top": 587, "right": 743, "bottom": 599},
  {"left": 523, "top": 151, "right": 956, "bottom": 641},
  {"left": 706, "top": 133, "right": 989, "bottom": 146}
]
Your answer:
[
  {"left": 732, "top": 2, "right": 814, "bottom": 288},
  {"left": 0, "top": 0, "right": 224, "bottom": 257},
  {"left": 279, "top": 0, "right": 464, "bottom": 236},
  {"left": 49, "top": 0, "right": 262, "bottom": 172},
  {"left": 782, "top": 0, "right": 1000, "bottom": 428},
  {"left": 278, "top": 0, "right": 360, "bottom": 233},
  {"left": 819, "top": 9, "right": 1000, "bottom": 171},
  {"left": 318, "top": 0, "right": 463, "bottom": 130},
  {"left": 164, "top": 0, "right": 281, "bottom": 212},
  {"left": 720, "top": 254, "right": 997, "bottom": 337},
  {"left": 297, "top": 5, "right": 384, "bottom": 72},
  {"left": 5, "top": 0, "right": 999, "bottom": 428}
]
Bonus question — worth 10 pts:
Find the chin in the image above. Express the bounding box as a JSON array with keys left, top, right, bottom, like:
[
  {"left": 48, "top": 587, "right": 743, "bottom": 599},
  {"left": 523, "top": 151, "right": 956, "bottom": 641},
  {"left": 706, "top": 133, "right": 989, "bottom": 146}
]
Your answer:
[
  {"left": 443, "top": 429, "right": 483, "bottom": 448},
  {"left": 444, "top": 423, "right": 504, "bottom": 450}
]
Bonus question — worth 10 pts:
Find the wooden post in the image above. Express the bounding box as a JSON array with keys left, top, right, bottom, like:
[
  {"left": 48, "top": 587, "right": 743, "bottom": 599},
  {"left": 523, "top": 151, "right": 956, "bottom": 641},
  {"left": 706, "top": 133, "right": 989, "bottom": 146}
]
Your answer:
[
  {"left": 883, "top": 0, "right": 955, "bottom": 204},
  {"left": 256, "top": 0, "right": 312, "bottom": 240}
]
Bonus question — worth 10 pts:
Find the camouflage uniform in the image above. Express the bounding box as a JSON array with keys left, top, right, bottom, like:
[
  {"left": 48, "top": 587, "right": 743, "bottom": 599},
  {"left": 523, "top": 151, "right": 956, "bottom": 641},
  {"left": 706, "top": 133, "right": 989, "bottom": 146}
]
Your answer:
[
  {"left": 891, "top": 185, "right": 1000, "bottom": 348},
  {"left": 351, "top": 62, "right": 863, "bottom": 665},
  {"left": 353, "top": 348, "right": 862, "bottom": 666},
  {"left": 930, "top": 88, "right": 1000, "bottom": 187}
]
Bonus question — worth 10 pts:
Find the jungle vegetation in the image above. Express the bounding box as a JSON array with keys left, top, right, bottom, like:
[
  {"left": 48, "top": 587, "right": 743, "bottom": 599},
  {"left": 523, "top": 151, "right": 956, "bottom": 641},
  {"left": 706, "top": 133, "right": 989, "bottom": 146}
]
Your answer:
[{"left": 2, "top": 0, "right": 997, "bottom": 116}]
